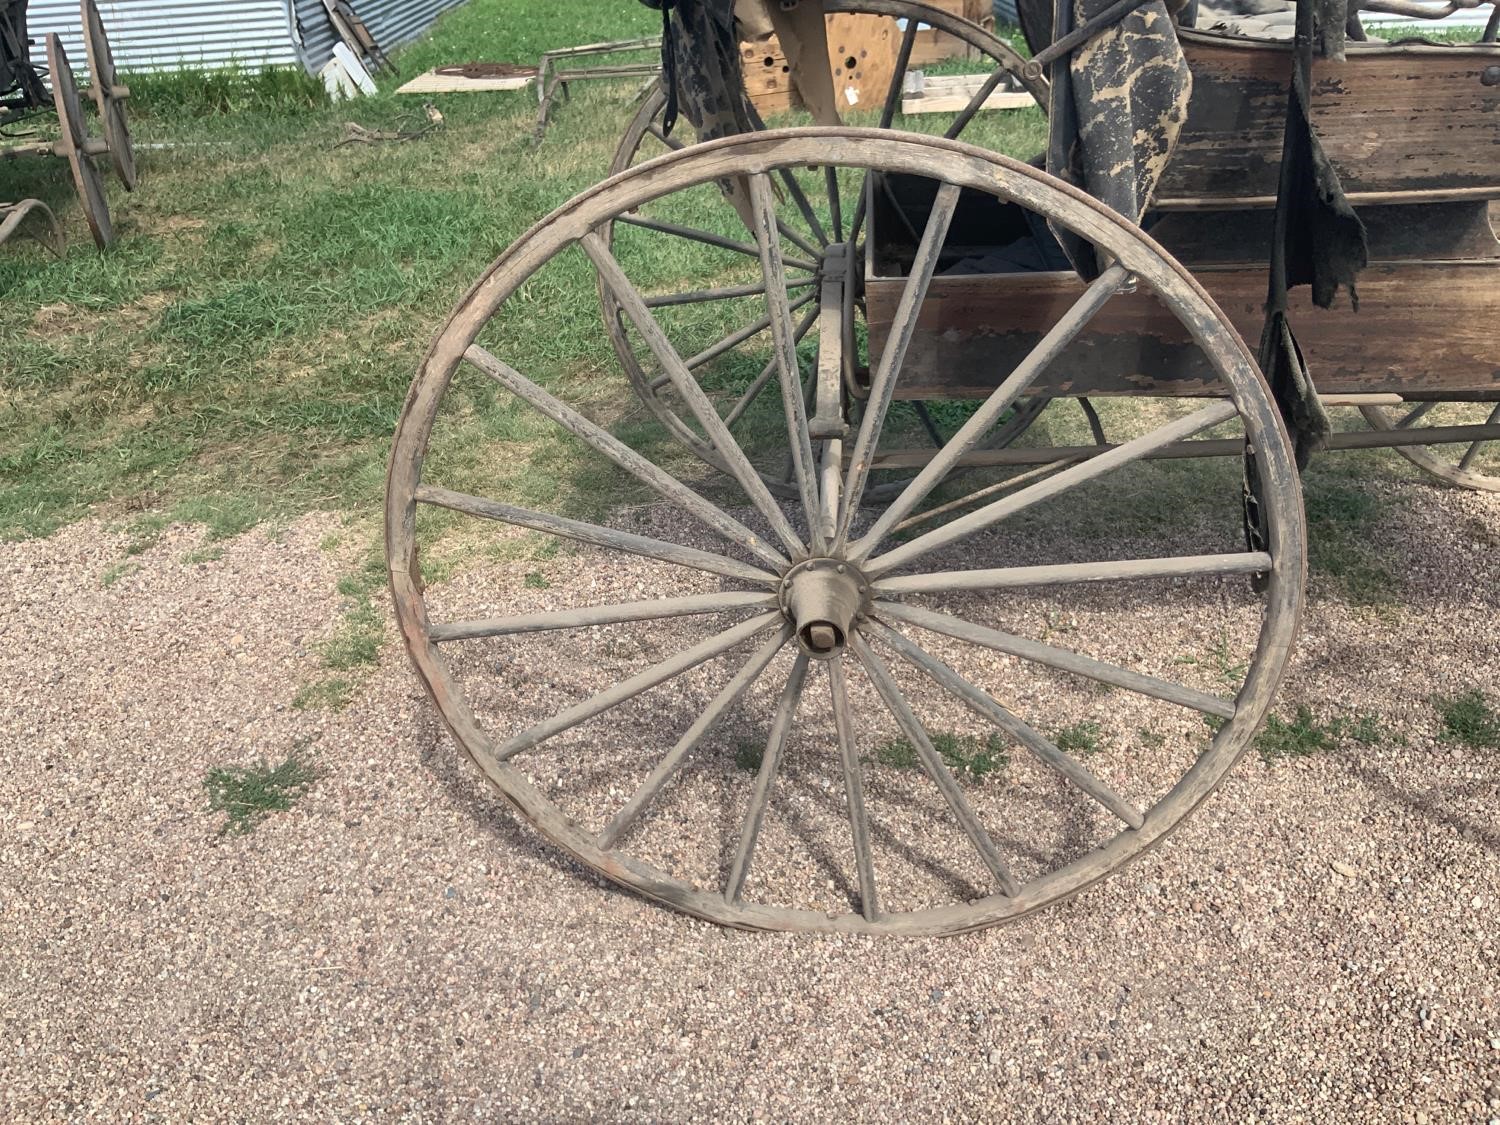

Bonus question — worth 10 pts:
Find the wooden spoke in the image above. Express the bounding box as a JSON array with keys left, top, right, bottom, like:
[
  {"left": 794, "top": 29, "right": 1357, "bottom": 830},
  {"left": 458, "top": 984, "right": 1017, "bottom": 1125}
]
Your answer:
[
  {"left": 584, "top": 231, "right": 808, "bottom": 558},
  {"left": 750, "top": 173, "right": 826, "bottom": 552},
  {"left": 865, "top": 622, "right": 1145, "bottom": 830},
  {"left": 1398, "top": 400, "right": 1437, "bottom": 429},
  {"left": 723, "top": 304, "right": 820, "bottom": 428},
  {"left": 874, "top": 600, "right": 1237, "bottom": 719},
  {"left": 851, "top": 634, "right": 1020, "bottom": 897},
  {"left": 853, "top": 264, "right": 1129, "bottom": 555},
  {"left": 725, "top": 653, "right": 811, "bottom": 904},
  {"left": 465, "top": 345, "right": 788, "bottom": 571},
  {"left": 643, "top": 276, "right": 815, "bottom": 308},
  {"left": 647, "top": 123, "right": 685, "bottom": 152},
  {"left": 776, "top": 167, "right": 830, "bottom": 251},
  {"left": 494, "top": 611, "right": 783, "bottom": 763},
  {"left": 416, "top": 485, "right": 778, "bottom": 586},
  {"left": 1458, "top": 403, "right": 1500, "bottom": 471},
  {"left": 830, "top": 655, "right": 879, "bottom": 921},
  {"left": 644, "top": 289, "right": 818, "bottom": 384},
  {"left": 942, "top": 65, "right": 1008, "bottom": 141},
  {"left": 430, "top": 591, "right": 777, "bottom": 644},
  {"left": 836, "top": 182, "right": 962, "bottom": 543},
  {"left": 862, "top": 399, "right": 1240, "bottom": 575},
  {"left": 824, "top": 166, "right": 843, "bottom": 244},
  {"left": 873, "top": 552, "right": 1273, "bottom": 597},
  {"left": 880, "top": 18, "right": 921, "bottom": 130},
  {"left": 612, "top": 213, "right": 820, "bottom": 273},
  {"left": 597, "top": 627, "right": 791, "bottom": 849}
]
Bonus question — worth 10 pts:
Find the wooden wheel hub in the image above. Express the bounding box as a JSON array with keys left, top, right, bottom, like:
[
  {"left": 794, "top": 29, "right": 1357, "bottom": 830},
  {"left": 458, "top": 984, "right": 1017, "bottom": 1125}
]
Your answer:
[{"left": 778, "top": 557, "right": 867, "bottom": 659}]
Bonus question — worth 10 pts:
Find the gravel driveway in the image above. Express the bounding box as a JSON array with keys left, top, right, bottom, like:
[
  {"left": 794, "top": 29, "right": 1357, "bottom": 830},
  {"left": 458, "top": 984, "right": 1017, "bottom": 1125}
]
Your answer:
[{"left": 2, "top": 477, "right": 1497, "bottom": 1121}]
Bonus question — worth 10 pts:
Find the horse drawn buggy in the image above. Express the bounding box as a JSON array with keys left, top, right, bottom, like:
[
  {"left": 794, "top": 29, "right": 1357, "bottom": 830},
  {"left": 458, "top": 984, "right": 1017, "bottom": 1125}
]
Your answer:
[
  {"left": 386, "top": 0, "right": 1498, "bottom": 933},
  {"left": 1, "top": 0, "right": 134, "bottom": 251}
]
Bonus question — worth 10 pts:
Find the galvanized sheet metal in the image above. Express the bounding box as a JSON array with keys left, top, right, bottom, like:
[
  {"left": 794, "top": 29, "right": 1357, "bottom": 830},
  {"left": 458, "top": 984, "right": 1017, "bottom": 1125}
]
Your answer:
[
  {"left": 26, "top": 0, "right": 472, "bottom": 77},
  {"left": 291, "top": 0, "right": 469, "bottom": 74},
  {"left": 26, "top": 1, "right": 299, "bottom": 74}
]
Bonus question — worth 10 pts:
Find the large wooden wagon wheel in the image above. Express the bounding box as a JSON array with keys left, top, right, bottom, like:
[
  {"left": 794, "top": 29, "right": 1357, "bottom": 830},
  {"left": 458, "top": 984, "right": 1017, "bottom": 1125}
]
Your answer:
[
  {"left": 82, "top": 0, "right": 136, "bottom": 190},
  {"left": 601, "top": 0, "right": 1051, "bottom": 499},
  {"left": 1359, "top": 401, "right": 1500, "bottom": 492},
  {"left": 388, "top": 130, "right": 1306, "bottom": 934},
  {"left": 45, "top": 35, "right": 112, "bottom": 250}
]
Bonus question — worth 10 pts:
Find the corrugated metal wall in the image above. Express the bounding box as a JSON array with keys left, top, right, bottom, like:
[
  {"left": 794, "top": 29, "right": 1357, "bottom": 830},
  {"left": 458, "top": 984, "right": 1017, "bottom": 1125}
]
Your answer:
[
  {"left": 23, "top": 0, "right": 472, "bottom": 77},
  {"left": 25, "top": 1, "right": 299, "bottom": 75},
  {"left": 289, "top": 0, "right": 469, "bottom": 74}
]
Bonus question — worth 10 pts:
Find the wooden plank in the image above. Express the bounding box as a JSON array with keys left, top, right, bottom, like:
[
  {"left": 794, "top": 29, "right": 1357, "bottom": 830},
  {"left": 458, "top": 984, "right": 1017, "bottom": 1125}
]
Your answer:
[
  {"left": 866, "top": 260, "right": 1500, "bottom": 398},
  {"left": 1158, "top": 32, "right": 1500, "bottom": 204},
  {"left": 901, "top": 88, "right": 1034, "bottom": 115},
  {"left": 397, "top": 69, "right": 534, "bottom": 94}
]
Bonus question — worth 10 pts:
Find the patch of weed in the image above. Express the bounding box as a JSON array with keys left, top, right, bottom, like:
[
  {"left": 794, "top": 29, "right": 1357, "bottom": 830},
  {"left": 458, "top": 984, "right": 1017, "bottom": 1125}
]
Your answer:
[
  {"left": 874, "top": 731, "right": 1009, "bottom": 781},
  {"left": 1433, "top": 690, "right": 1500, "bottom": 749},
  {"left": 1054, "top": 721, "right": 1103, "bottom": 756},
  {"left": 205, "top": 751, "right": 319, "bottom": 835},
  {"left": 524, "top": 571, "right": 551, "bottom": 590},
  {"left": 1256, "top": 706, "right": 1394, "bottom": 762},
  {"left": 100, "top": 560, "right": 139, "bottom": 588},
  {"left": 292, "top": 678, "right": 354, "bottom": 711},
  {"left": 182, "top": 545, "right": 225, "bottom": 565}
]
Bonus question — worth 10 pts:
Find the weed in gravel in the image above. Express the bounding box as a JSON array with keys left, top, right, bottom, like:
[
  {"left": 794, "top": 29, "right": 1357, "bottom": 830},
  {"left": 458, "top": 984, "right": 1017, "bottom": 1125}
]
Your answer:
[
  {"left": 734, "top": 742, "right": 763, "bottom": 773},
  {"left": 205, "top": 752, "right": 319, "bottom": 835},
  {"left": 874, "top": 731, "right": 1008, "bottom": 781},
  {"left": 1256, "top": 706, "right": 1393, "bottom": 762},
  {"left": 524, "top": 571, "right": 551, "bottom": 590},
  {"left": 100, "top": 560, "right": 138, "bottom": 588},
  {"left": 182, "top": 546, "right": 225, "bottom": 565},
  {"left": 1433, "top": 690, "right": 1500, "bottom": 749},
  {"left": 1054, "top": 721, "right": 1103, "bottom": 756},
  {"left": 320, "top": 548, "right": 387, "bottom": 672},
  {"left": 292, "top": 678, "right": 354, "bottom": 711}
]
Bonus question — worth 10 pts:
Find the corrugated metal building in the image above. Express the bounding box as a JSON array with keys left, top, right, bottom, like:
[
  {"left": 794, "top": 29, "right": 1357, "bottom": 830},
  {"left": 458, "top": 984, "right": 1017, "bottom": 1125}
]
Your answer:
[{"left": 25, "top": 0, "right": 468, "bottom": 76}]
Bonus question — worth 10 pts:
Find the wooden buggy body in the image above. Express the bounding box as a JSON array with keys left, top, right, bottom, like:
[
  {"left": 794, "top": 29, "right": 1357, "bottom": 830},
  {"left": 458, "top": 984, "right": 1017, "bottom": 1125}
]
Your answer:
[
  {"left": 865, "top": 31, "right": 1500, "bottom": 406},
  {"left": 385, "top": 2, "right": 1500, "bottom": 935}
]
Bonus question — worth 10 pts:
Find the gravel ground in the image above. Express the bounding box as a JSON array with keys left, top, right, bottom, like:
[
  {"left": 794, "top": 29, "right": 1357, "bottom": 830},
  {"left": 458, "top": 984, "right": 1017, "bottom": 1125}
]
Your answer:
[{"left": 2, "top": 474, "right": 1498, "bottom": 1121}]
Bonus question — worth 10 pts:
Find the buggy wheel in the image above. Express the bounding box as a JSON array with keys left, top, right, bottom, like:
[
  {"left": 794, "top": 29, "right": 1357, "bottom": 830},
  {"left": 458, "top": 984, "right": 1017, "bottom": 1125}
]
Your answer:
[
  {"left": 46, "top": 35, "right": 112, "bottom": 250},
  {"left": 0, "top": 199, "right": 65, "bottom": 255},
  {"left": 82, "top": 0, "right": 136, "bottom": 191},
  {"left": 388, "top": 129, "right": 1305, "bottom": 934},
  {"left": 1359, "top": 401, "right": 1500, "bottom": 492},
  {"left": 601, "top": 1, "right": 1049, "bottom": 500}
]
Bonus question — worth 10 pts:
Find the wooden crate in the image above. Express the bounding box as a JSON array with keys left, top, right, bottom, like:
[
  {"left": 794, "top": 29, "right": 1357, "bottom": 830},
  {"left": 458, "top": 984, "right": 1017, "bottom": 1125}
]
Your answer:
[
  {"left": 741, "top": 12, "right": 901, "bottom": 116},
  {"left": 910, "top": 0, "right": 995, "bottom": 66}
]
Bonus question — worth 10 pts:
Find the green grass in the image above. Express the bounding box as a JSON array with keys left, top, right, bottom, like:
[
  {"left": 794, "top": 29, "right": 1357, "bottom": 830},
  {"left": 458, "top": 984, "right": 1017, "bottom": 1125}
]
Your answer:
[
  {"left": 874, "top": 730, "right": 1009, "bottom": 781},
  {"left": 1302, "top": 482, "right": 1398, "bottom": 606},
  {"left": 205, "top": 751, "right": 319, "bottom": 835},
  {"left": 1433, "top": 690, "right": 1500, "bottom": 749}
]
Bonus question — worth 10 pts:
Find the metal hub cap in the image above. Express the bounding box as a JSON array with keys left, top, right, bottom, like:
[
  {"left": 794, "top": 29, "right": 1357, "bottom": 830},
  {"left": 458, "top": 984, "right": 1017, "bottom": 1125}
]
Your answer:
[{"left": 778, "top": 557, "right": 868, "bottom": 659}]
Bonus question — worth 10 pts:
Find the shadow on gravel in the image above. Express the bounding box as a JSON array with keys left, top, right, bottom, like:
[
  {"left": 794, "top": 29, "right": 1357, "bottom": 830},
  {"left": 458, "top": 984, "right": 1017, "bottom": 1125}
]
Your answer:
[{"left": 1343, "top": 760, "right": 1500, "bottom": 857}]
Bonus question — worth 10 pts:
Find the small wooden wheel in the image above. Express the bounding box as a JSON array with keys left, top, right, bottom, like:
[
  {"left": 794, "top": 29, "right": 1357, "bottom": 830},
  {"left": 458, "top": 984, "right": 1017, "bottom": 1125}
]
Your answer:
[
  {"left": 0, "top": 199, "right": 66, "bottom": 256},
  {"left": 600, "top": 0, "right": 1050, "bottom": 500},
  {"left": 1359, "top": 401, "right": 1500, "bottom": 492},
  {"left": 388, "top": 130, "right": 1305, "bottom": 934},
  {"left": 82, "top": 0, "right": 136, "bottom": 191},
  {"left": 46, "top": 35, "right": 113, "bottom": 250}
]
